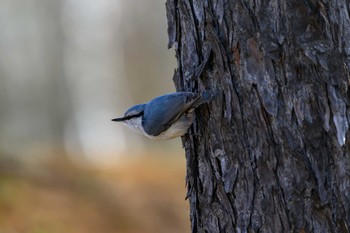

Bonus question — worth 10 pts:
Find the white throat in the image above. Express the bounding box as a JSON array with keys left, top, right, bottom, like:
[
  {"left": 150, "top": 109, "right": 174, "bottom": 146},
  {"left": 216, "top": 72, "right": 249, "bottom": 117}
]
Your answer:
[{"left": 123, "top": 117, "right": 145, "bottom": 135}]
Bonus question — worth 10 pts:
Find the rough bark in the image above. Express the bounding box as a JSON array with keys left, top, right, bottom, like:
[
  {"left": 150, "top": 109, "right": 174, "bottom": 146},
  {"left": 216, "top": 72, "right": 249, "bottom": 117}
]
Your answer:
[{"left": 166, "top": 0, "right": 350, "bottom": 232}]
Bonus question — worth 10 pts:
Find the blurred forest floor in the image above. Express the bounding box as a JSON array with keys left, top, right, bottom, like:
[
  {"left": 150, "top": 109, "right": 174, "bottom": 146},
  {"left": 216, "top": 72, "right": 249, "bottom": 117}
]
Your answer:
[{"left": 0, "top": 152, "right": 189, "bottom": 233}]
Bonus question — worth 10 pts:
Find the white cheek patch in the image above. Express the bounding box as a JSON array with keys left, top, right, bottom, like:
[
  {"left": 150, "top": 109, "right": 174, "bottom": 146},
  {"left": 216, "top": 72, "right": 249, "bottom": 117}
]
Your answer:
[{"left": 124, "top": 117, "right": 144, "bottom": 135}]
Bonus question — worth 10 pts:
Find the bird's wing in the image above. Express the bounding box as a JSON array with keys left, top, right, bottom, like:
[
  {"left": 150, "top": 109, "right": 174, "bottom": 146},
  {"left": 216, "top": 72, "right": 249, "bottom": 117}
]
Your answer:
[{"left": 142, "top": 92, "right": 201, "bottom": 136}]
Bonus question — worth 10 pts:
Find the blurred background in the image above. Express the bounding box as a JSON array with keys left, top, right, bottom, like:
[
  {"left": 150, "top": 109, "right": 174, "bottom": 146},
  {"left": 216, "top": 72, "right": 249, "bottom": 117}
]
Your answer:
[{"left": 0, "top": 0, "right": 190, "bottom": 232}]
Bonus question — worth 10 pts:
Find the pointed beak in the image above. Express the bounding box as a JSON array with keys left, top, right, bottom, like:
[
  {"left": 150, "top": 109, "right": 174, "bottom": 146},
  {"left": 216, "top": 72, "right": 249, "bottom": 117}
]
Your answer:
[{"left": 111, "top": 117, "right": 127, "bottom": 122}]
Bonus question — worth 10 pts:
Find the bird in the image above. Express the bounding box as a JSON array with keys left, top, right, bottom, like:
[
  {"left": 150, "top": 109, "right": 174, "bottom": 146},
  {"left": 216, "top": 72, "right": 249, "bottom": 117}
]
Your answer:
[{"left": 112, "top": 91, "right": 212, "bottom": 140}]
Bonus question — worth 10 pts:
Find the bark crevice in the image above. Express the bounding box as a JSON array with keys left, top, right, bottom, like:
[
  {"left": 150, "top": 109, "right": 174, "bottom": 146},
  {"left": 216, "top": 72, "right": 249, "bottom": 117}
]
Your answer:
[{"left": 166, "top": 0, "right": 350, "bottom": 232}]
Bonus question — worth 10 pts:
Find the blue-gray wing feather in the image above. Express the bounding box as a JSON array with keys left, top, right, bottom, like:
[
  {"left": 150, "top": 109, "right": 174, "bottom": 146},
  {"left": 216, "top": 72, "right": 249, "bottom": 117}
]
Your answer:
[{"left": 142, "top": 92, "right": 210, "bottom": 136}]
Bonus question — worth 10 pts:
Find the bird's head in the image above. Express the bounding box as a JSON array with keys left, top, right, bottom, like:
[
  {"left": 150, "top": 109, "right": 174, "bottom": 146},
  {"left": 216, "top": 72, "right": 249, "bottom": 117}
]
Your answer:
[{"left": 112, "top": 104, "right": 145, "bottom": 133}]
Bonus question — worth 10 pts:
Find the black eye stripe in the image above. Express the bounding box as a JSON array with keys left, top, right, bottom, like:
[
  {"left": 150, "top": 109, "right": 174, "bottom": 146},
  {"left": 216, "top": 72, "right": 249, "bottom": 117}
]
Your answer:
[
  {"left": 112, "top": 112, "right": 143, "bottom": 122},
  {"left": 124, "top": 112, "right": 143, "bottom": 120}
]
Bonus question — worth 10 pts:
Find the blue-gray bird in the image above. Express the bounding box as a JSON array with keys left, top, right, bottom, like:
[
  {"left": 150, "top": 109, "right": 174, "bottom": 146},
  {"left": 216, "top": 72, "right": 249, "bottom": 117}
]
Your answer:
[{"left": 112, "top": 92, "right": 212, "bottom": 139}]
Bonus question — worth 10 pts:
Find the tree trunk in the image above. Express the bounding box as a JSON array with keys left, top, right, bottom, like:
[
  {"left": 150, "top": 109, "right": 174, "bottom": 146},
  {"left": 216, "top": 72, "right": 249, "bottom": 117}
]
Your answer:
[{"left": 166, "top": 0, "right": 350, "bottom": 232}]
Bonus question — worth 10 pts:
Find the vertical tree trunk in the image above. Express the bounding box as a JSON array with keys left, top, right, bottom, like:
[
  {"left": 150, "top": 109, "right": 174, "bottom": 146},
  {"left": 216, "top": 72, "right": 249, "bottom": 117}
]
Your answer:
[{"left": 166, "top": 0, "right": 350, "bottom": 232}]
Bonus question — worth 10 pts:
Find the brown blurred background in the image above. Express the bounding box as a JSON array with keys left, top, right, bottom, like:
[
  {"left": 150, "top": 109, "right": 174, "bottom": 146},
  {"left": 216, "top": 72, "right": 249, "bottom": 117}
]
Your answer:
[{"left": 0, "top": 0, "right": 190, "bottom": 232}]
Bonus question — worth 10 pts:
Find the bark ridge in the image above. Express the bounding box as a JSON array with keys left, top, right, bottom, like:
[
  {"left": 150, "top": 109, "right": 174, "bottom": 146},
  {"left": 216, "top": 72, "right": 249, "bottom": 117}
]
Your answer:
[{"left": 166, "top": 0, "right": 350, "bottom": 232}]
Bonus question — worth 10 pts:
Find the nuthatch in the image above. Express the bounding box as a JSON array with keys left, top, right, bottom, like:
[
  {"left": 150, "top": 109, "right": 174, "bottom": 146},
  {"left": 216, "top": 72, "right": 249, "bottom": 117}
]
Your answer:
[{"left": 112, "top": 92, "right": 212, "bottom": 139}]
